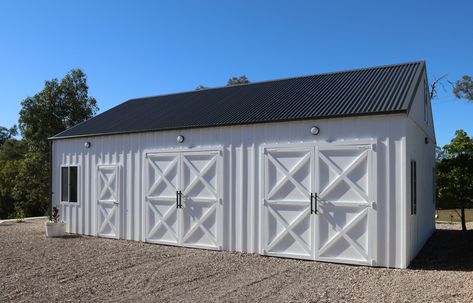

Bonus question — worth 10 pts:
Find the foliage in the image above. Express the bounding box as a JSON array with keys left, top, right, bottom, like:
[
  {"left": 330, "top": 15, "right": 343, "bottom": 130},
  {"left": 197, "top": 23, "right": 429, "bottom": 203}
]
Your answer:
[
  {"left": 0, "top": 139, "right": 25, "bottom": 219},
  {"left": 0, "top": 138, "right": 26, "bottom": 161},
  {"left": 0, "top": 125, "right": 17, "bottom": 146},
  {"left": 195, "top": 85, "right": 209, "bottom": 90},
  {"left": 12, "top": 152, "right": 50, "bottom": 217},
  {"left": 0, "top": 69, "right": 98, "bottom": 219},
  {"left": 50, "top": 206, "right": 60, "bottom": 223},
  {"left": 436, "top": 130, "right": 473, "bottom": 231},
  {"left": 19, "top": 69, "right": 98, "bottom": 153},
  {"left": 453, "top": 75, "right": 473, "bottom": 101},
  {"left": 226, "top": 75, "right": 250, "bottom": 86},
  {"left": 14, "top": 205, "right": 25, "bottom": 222}
]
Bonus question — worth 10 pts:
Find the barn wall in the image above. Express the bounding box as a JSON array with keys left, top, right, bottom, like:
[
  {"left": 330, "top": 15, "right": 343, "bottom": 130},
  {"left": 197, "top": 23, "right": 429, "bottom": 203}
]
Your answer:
[
  {"left": 53, "top": 114, "right": 408, "bottom": 267},
  {"left": 405, "top": 71, "right": 436, "bottom": 265}
]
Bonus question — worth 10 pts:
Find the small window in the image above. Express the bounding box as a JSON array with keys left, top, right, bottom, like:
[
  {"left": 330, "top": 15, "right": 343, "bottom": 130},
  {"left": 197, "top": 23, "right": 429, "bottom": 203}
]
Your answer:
[
  {"left": 411, "top": 160, "right": 417, "bottom": 215},
  {"left": 61, "top": 166, "right": 78, "bottom": 203}
]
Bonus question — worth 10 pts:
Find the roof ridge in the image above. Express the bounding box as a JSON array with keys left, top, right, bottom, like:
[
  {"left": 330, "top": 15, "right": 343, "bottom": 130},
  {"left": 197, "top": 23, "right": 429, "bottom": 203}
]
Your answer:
[{"left": 127, "top": 60, "right": 425, "bottom": 102}]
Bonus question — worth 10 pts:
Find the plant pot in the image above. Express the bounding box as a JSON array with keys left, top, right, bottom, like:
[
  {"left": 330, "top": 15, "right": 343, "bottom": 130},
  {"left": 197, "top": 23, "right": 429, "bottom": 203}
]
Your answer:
[{"left": 45, "top": 221, "right": 66, "bottom": 237}]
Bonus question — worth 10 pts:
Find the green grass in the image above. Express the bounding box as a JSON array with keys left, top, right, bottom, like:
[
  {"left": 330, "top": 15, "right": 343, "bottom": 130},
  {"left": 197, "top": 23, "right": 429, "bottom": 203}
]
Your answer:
[{"left": 436, "top": 209, "right": 473, "bottom": 222}]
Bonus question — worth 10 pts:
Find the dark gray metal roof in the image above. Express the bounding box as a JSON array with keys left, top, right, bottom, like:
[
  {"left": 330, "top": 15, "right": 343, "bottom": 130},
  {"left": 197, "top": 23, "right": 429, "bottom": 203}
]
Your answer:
[{"left": 52, "top": 61, "right": 425, "bottom": 139}]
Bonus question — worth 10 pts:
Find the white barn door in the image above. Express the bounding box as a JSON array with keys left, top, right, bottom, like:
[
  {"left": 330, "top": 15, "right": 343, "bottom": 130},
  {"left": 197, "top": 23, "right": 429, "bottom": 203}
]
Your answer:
[
  {"left": 144, "top": 150, "right": 221, "bottom": 250},
  {"left": 262, "top": 147, "right": 315, "bottom": 260},
  {"left": 97, "top": 165, "right": 120, "bottom": 239},
  {"left": 180, "top": 151, "right": 221, "bottom": 249},
  {"left": 261, "top": 144, "right": 377, "bottom": 264},
  {"left": 315, "top": 145, "right": 376, "bottom": 265},
  {"left": 144, "top": 153, "right": 180, "bottom": 245}
]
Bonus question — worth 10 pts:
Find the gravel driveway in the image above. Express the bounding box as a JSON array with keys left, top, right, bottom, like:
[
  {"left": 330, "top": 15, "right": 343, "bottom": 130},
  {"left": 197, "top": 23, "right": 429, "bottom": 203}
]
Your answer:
[{"left": 1, "top": 220, "right": 472, "bottom": 302}]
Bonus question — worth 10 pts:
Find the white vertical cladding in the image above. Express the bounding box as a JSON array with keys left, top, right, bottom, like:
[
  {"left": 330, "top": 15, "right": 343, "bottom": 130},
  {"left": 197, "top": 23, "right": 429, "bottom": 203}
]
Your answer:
[
  {"left": 133, "top": 133, "right": 142, "bottom": 242},
  {"left": 53, "top": 114, "right": 410, "bottom": 267},
  {"left": 404, "top": 70, "right": 436, "bottom": 266},
  {"left": 125, "top": 135, "right": 132, "bottom": 240}
]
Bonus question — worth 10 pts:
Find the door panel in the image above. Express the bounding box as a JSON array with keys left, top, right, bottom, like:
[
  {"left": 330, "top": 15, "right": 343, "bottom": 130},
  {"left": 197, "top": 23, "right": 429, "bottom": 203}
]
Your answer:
[
  {"left": 316, "top": 145, "right": 374, "bottom": 265},
  {"left": 143, "top": 150, "right": 221, "bottom": 250},
  {"left": 262, "top": 147, "right": 315, "bottom": 260},
  {"left": 180, "top": 151, "right": 220, "bottom": 249},
  {"left": 144, "top": 153, "right": 180, "bottom": 245},
  {"left": 97, "top": 165, "right": 120, "bottom": 239}
]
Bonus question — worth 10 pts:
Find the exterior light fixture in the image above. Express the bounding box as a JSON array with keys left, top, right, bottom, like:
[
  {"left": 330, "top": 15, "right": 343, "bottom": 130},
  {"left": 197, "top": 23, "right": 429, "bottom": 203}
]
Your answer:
[
  {"left": 84, "top": 141, "right": 91, "bottom": 148},
  {"left": 310, "top": 126, "right": 320, "bottom": 135},
  {"left": 177, "top": 135, "right": 185, "bottom": 143}
]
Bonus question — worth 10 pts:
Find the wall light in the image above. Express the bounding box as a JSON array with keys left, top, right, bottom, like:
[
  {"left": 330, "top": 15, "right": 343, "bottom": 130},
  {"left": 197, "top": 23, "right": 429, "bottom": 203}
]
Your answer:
[
  {"left": 310, "top": 126, "right": 320, "bottom": 135},
  {"left": 84, "top": 141, "right": 91, "bottom": 148},
  {"left": 177, "top": 135, "right": 185, "bottom": 143}
]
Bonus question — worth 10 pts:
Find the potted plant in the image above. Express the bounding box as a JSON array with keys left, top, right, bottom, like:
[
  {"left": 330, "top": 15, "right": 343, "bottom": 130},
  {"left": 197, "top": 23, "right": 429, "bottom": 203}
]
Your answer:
[{"left": 45, "top": 206, "right": 66, "bottom": 237}]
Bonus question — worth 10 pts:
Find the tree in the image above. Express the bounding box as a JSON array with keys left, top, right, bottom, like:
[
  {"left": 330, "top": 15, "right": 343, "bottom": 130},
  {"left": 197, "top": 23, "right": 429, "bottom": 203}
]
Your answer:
[
  {"left": 227, "top": 75, "right": 250, "bottom": 86},
  {"left": 19, "top": 69, "right": 98, "bottom": 152},
  {"left": 12, "top": 69, "right": 98, "bottom": 217},
  {"left": 453, "top": 75, "right": 473, "bottom": 101},
  {"left": 0, "top": 125, "right": 17, "bottom": 146},
  {"left": 436, "top": 130, "right": 473, "bottom": 231},
  {"left": 195, "top": 85, "right": 209, "bottom": 91},
  {"left": 0, "top": 139, "right": 26, "bottom": 218}
]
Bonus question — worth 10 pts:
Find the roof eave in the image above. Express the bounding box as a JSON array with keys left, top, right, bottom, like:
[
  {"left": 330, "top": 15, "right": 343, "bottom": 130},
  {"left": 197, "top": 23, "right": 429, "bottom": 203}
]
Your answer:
[{"left": 49, "top": 110, "right": 408, "bottom": 140}]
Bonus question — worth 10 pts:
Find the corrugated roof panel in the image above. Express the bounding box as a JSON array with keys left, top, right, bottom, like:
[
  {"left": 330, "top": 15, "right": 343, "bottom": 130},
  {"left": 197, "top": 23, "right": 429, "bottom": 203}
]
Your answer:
[{"left": 52, "top": 61, "right": 425, "bottom": 139}]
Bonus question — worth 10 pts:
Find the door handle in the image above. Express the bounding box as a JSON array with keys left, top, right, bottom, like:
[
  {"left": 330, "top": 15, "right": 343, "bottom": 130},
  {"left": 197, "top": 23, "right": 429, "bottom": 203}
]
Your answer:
[
  {"left": 176, "top": 191, "right": 179, "bottom": 209},
  {"left": 313, "top": 192, "right": 318, "bottom": 214},
  {"left": 179, "top": 190, "right": 182, "bottom": 208},
  {"left": 310, "top": 193, "right": 314, "bottom": 214},
  {"left": 113, "top": 201, "right": 119, "bottom": 205}
]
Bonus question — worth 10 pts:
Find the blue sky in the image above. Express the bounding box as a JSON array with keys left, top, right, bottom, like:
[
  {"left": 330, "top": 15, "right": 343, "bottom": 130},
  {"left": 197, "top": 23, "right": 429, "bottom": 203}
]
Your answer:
[{"left": 0, "top": 0, "right": 472, "bottom": 146}]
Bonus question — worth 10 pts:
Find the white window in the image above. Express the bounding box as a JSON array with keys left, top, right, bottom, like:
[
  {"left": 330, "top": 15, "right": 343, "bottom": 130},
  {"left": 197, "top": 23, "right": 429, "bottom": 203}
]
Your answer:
[{"left": 61, "top": 166, "right": 78, "bottom": 203}]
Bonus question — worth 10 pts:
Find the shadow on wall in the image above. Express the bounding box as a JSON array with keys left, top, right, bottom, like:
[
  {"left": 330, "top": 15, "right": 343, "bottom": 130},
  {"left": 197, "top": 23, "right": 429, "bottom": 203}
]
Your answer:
[{"left": 409, "top": 228, "right": 473, "bottom": 272}]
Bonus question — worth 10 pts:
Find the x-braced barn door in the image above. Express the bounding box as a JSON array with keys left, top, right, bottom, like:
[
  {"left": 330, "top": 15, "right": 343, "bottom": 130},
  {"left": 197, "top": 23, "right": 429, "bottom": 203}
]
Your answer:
[
  {"left": 97, "top": 165, "right": 120, "bottom": 239},
  {"left": 315, "top": 145, "right": 376, "bottom": 265},
  {"left": 144, "top": 150, "right": 222, "bottom": 250},
  {"left": 261, "top": 144, "right": 377, "bottom": 264},
  {"left": 180, "top": 151, "right": 221, "bottom": 249},
  {"left": 262, "top": 147, "right": 316, "bottom": 260},
  {"left": 144, "top": 153, "right": 180, "bottom": 245}
]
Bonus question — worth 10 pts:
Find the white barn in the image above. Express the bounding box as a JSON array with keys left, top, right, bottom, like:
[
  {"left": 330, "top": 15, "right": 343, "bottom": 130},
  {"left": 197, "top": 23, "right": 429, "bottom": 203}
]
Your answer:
[{"left": 51, "top": 61, "right": 435, "bottom": 268}]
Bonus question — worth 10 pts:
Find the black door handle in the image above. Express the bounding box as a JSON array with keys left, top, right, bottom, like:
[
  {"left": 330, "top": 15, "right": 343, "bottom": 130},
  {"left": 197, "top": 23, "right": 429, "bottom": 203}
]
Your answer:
[
  {"left": 176, "top": 191, "right": 179, "bottom": 208},
  {"left": 310, "top": 193, "right": 314, "bottom": 214},
  {"left": 313, "top": 192, "right": 318, "bottom": 214},
  {"left": 178, "top": 190, "right": 182, "bottom": 208}
]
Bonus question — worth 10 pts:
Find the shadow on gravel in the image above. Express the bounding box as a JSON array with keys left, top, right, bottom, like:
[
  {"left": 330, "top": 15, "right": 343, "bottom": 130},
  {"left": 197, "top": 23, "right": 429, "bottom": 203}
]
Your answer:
[
  {"left": 0, "top": 222, "right": 15, "bottom": 226},
  {"left": 0, "top": 221, "right": 33, "bottom": 226},
  {"left": 60, "top": 234, "right": 83, "bottom": 239},
  {"left": 409, "top": 228, "right": 473, "bottom": 271}
]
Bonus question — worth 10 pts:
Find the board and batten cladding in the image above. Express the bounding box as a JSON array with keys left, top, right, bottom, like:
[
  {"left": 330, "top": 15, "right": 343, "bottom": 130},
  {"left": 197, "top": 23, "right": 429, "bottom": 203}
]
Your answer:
[{"left": 53, "top": 114, "right": 408, "bottom": 268}]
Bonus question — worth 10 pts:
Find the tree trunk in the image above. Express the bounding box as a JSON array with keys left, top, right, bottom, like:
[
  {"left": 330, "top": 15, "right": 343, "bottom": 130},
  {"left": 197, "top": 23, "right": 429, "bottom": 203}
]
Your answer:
[{"left": 461, "top": 207, "right": 467, "bottom": 231}]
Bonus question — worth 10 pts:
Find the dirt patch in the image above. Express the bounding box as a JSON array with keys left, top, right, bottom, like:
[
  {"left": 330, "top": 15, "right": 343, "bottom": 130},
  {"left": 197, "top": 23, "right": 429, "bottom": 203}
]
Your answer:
[{"left": 0, "top": 220, "right": 472, "bottom": 302}]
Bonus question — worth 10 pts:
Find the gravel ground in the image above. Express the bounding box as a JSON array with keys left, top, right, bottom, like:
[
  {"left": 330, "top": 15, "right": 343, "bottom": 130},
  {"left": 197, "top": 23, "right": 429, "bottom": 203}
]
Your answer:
[{"left": 0, "top": 220, "right": 472, "bottom": 302}]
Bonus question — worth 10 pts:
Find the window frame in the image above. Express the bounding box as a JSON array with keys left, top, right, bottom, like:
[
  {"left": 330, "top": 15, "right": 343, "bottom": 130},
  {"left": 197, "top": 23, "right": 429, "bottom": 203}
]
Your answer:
[{"left": 60, "top": 165, "right": 79, "bottom": 204}]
